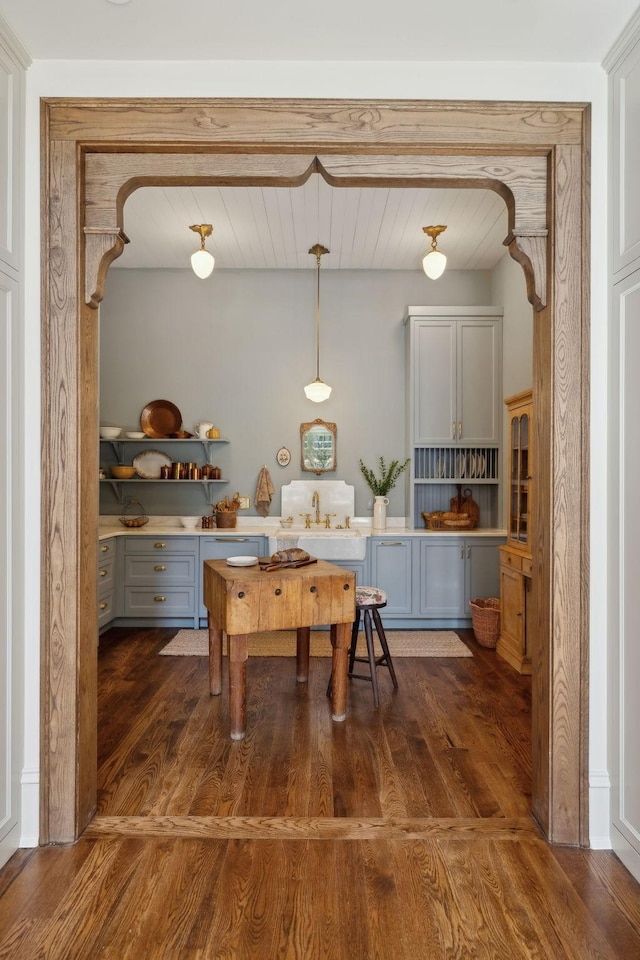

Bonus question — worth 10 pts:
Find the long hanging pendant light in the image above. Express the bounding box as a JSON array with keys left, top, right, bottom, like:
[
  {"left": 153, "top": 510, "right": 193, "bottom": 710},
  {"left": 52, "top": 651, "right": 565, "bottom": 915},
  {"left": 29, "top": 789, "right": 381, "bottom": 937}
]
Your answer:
[
  {"left": 304, "top": 243, "right": 332, "bottom": 402},
  {"left": 189, "top": 224, "right": 215, "bottom": 278},
  {"left": 422, "top": 224, "right": 447, "bottom": 279}
]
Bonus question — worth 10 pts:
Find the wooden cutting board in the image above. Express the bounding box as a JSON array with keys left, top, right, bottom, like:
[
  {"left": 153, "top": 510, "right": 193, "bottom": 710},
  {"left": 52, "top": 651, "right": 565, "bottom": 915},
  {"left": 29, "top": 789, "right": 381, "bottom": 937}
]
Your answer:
[{"left": 461, "top": 488, "right": 479, "bottom": 527}]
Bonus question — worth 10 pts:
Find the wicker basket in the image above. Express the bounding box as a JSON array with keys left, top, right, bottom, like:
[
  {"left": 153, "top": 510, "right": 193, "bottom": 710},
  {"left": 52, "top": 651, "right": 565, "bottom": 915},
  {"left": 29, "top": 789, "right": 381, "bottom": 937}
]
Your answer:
[
  {"left": 422, "top": 511, "right": 444, "bottom": 530},
  {"left": 469, "top": 597, "right": 501, "bottom": 648}
]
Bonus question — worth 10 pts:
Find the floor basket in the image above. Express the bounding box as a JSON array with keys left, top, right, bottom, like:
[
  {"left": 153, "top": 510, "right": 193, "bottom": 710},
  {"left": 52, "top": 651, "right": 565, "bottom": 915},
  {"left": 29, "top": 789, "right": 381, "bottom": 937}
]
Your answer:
[{"left": 469, "top": 597, "right": 501, "bottom": 648}]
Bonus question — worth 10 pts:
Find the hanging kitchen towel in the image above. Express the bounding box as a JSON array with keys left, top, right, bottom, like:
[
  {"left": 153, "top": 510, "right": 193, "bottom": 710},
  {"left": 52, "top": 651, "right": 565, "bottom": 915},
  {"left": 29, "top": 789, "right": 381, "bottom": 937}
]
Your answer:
[{"left": 255, "top": 465, "right": 275, "bottom": 517}]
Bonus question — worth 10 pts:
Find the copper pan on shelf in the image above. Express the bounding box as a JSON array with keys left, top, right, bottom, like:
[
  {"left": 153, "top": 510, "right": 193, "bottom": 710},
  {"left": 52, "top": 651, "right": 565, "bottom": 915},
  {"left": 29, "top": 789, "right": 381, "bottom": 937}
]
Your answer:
[{"left": 140, "top": 399, "right": 182, "bottom": 438}]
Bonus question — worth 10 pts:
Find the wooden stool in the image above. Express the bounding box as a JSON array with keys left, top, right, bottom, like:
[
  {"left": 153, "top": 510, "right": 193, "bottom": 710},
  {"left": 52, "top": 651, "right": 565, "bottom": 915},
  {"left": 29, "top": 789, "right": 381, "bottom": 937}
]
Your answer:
[{"left": 327, "top": 585, "right": 398, "bottom": 708}]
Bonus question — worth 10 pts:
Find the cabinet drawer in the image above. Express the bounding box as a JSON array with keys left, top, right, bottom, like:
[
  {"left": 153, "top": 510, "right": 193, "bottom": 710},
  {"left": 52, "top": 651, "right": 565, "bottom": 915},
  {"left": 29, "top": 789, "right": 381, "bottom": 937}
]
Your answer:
[
  {"left": 98, "top": 538, "right": 115, "bottom": 558},
  {"left": 122, "top": 587, "right": 195, "bottom": 617},
  {"left": 124, "top": 536, "right": 197, "bottom": 556},
  {"left": 124, "top": 555, "right": 196, "bottom": 585},
  {"left": 97, "top": 557, "right": 114, "bottom": 593},
  {"left": 499, "top": 548, "right": 522, "bottom": 571},
  {"left": 522, "top": 557, "right": 533, "bottom": 577},
  {"left": 98, "top": 591, "right": 114, "bottom": 627}
]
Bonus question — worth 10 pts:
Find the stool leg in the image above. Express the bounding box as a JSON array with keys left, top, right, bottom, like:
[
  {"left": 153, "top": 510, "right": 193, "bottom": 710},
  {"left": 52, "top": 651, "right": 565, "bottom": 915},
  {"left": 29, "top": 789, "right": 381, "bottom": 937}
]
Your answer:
[
  {"left": 348, "top": 609, "right": 361, "bottom": 675},
  {"left": 372, "top": 606, "right": 398, "bottom": 689},
  {"left": 363, "top": 609, "right": 380, "bottom": 708}
]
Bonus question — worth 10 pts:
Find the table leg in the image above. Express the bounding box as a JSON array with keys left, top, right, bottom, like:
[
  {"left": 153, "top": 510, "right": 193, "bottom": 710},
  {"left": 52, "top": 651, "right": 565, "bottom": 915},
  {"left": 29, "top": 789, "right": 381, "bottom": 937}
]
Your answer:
[
  {"left": 228, "top": 633, "right": 249, "bottom": 740},
  {"left": 208, "top": 613, "right": 223, "bottom": 696},
  {"left": 330, "top": 622, "right": 349, "bottom": 722},
  {"left": 296, "top": 626, "right": 310, "bottom": 682}
]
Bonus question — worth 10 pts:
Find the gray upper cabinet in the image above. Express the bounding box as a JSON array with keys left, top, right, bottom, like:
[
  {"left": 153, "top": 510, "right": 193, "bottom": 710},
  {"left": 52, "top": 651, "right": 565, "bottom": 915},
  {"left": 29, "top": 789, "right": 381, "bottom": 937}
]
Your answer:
[{"left": 406, "top": 308, "right": 502, "bottom": 446}]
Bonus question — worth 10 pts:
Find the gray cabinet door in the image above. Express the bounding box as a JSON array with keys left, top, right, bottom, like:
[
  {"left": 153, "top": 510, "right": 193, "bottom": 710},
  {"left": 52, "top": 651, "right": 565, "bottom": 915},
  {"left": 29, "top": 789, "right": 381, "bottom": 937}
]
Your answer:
[
  {"left": 418, "top": 539, "right": 465, "bottom": 617},
  {"left": 464, "top": 539, "right": 502, "bottom": 614},
  {"left": 369, "top": 538, "right": 413, "bottom": 615},
  {"left": 412, "top": 320, "right": 457, "bottom": 444},
  {"left": 457, "top": 319, "right": 501, "bottom": 445}
]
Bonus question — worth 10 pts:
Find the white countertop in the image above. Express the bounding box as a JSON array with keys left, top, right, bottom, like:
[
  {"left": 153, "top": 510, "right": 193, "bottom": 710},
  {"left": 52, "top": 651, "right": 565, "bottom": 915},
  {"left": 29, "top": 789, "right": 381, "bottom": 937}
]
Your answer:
[{"left": 98, "top": 516, "right": 506, "bottom": 541}]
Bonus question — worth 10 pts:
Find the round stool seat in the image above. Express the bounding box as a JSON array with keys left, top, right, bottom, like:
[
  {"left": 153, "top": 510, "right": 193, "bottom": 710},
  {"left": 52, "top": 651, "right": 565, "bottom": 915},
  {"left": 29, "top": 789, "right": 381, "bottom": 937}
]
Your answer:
[{"left": 355, "top": 586, "right": 387, "bottom": 608}]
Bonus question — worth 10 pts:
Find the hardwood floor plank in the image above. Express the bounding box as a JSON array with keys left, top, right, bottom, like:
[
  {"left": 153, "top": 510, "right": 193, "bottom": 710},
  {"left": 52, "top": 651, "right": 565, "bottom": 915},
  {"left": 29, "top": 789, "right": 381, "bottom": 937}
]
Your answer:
[{"left": 84, "top": 814, "right": 540, "bottom": 841}]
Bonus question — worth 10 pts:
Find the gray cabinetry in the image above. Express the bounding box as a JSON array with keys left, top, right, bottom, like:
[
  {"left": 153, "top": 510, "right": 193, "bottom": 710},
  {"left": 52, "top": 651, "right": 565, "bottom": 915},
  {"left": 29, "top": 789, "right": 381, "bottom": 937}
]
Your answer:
[
  {"left": 407, "top": 310, "right": 502, "bottom": 446},
  {"left": 404, "top": 307, "right": 503, "bottom": 528},
  {"left": 98, "top": 538, "right": 116, "bottom": 631},
  {"left": 418, "top": 539, "right": 465, "bottom": 618},
  {"left": 198, "top": 535, "right": 267, "bottom": 622},
  {"left": 465, "top": 538, "right": 502, "bottom": 614},
  {"left": 369, "top": 538, "right": 414, "bottom": 615},
  {"left": 122, "top": 536, "right": 198, "bottom": 625}
]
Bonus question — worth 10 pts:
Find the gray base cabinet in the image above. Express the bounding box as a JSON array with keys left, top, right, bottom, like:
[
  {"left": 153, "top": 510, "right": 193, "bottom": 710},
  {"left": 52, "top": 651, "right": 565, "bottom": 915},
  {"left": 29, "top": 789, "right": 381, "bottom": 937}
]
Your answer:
[
  {"left": 97, "top": 538, "right": 116, "bottom": 632},
  {"left": 369, "top": 538, "right": 414, "bottom": 614},
  {"left": 371, "top": 535, "right": 504, "bottom": 625},
  {"left": 121, "top": 536, "right": 199, "bottom": 626}
]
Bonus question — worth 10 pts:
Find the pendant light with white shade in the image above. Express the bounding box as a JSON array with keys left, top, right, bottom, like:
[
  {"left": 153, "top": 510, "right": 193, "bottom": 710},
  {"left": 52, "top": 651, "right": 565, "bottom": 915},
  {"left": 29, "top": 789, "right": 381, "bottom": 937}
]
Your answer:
[
  {"left": 422, "top": 224, "right": 447, "bottom": 279},
  {"left": 304, "top": 243, "right": 332, "bottom": 403},
  {"left": 189, "top": 224, "right": 215, "bottom": 278}
]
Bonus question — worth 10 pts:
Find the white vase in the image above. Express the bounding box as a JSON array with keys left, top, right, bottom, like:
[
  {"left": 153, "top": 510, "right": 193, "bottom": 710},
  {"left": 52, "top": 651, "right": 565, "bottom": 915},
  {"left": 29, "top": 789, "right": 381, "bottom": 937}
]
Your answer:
[{"left": 372, "top": 495, "right": 389, "bottom": 531}]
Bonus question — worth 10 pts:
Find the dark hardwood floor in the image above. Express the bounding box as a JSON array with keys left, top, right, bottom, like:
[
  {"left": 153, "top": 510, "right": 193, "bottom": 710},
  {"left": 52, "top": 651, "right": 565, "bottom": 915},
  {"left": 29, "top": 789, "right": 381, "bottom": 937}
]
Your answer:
[{"left": 1, "top": 626, "right": 639, "bottom": 959}]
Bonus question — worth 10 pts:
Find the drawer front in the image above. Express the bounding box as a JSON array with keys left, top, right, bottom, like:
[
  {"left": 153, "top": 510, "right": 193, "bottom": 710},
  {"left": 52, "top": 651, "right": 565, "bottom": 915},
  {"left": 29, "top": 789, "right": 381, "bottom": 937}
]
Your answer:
[
  {"left": 99, "top": 538, "right": 115, "bottom": 558},
  {"left": 98, "top": 591, "right": 114, "bottom": 627},
  {"left": 521, "top": 557, "right": 533, "bottom": 577},
  {"left": 124, "top": 555, "right": 196, "bottom": 585},
  {"left": 124, "top": 536, "right": 197, "bottom": 556},
  {"left": 200, "top": 536, "right": 266, "bottom": 561},
  {"left": 97, "top": 556, "right": 114, "bottom": 593},
  {"left": 122, "top": 586, "right": 195, "bottom": 618},
  {"left": 499, "top": 548, "right": 523, "bottom": 571}
]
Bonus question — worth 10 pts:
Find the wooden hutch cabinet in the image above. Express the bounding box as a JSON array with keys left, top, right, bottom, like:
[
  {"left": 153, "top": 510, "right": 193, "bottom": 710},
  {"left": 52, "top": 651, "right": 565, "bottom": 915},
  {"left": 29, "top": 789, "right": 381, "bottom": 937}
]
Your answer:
[{"left": 497, "top": 389, "right": 533, "bottom": 674}]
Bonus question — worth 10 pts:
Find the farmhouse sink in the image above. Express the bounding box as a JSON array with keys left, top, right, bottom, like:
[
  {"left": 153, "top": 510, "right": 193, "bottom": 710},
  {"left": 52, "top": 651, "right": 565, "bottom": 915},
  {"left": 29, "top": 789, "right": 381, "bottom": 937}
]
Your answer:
[{"left": 268, "top": 528, "right": 366, "bottom": 562}]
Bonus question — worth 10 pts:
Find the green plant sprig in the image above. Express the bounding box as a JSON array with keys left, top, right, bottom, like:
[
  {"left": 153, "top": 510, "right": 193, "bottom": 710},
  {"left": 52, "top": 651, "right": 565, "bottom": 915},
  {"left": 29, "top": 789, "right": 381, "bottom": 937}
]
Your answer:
[{"left": 359, "top": 456, "right": 410, "bottom": 497}]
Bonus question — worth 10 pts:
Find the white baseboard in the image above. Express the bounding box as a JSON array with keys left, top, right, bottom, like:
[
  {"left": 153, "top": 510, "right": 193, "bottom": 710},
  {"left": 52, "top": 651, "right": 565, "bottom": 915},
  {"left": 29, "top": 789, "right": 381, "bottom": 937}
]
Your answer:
[
  {"left": 19, "top": 765, "right": 39, "bottom": 848},
  {"left": 589, "top": 768, "right": 611, "bottom": 849}
]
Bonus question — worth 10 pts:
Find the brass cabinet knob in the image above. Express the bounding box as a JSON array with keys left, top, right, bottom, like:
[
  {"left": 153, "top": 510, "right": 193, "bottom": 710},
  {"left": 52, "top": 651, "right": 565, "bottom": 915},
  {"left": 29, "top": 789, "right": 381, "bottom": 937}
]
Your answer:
[
  {"left": 154, "top": 564, "right": 167, "bottom": 571},
  {"left": 101, "top": 544, "right": 109, "bottom": 553},
  {"left": 99, "top": 569, "right": 108, "bottom": 577},
  {"left": 154, "top": 542, "right": 167, "bottom": 549},
  {"left": 154, "top": 595, "right": 167, "bottom": 602},
  {"left": 99, "top": 601, "right": 108, "bottom": 610}
]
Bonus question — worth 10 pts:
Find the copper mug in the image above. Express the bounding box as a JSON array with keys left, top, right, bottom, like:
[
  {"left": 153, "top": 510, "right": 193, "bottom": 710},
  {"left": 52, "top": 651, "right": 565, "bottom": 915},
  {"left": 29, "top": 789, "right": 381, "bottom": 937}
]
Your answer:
[{"left": 171, "top": 461, "right": 183, "bottom": 480}]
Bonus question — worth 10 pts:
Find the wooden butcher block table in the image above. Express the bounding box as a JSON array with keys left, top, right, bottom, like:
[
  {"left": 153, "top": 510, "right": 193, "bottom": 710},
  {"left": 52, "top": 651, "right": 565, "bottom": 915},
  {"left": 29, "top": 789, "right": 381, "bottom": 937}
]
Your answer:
[{"left": 203, "top": 558, "right": 356, "bottom": 739}]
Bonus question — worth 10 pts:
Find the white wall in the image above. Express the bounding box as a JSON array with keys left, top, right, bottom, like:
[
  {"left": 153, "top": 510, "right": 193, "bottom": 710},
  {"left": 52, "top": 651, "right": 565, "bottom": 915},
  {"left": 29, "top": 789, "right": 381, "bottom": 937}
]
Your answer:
[{"left": 18, "top": 57, "right": 609, "bottom": 847}]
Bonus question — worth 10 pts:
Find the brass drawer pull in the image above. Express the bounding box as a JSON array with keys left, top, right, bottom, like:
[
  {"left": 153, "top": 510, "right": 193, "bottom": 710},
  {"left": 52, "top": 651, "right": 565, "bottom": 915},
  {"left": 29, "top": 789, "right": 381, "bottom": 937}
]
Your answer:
[
  {"left": 154, "top": 595, "right": 167, "bottom": 602},
  {"left": 99, "top": 601, "right": 108, "bottom": 610},
  {"left": 381, "top": 541, "right": 403, "bottom": 547},
  {"left": 100, "top": 544, "right": 110, "bottom": 553},
  {"left": 99, "top": 569, "right": 108, "bottom": 577},
  {"left": 154, "top": 542, "right": 167, "bottom": 549},
  {"left": 214, "top": 537, "right": 248, "bottom": 542},
  {"left": 154, "top": 564, "right": 167, "bottom": 571}
]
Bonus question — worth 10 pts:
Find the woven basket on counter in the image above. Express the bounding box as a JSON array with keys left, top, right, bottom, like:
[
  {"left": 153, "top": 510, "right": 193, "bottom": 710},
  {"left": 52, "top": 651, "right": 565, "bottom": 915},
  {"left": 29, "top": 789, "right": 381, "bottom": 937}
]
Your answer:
[
  {"left": 422, "top": 510, "right": 477, "bottom": 530},
  {"left": 469, "top": 597, "right": 501, "bottom": 648},
  {"left": 215, "top": 511, "right": 237, "bottom": 529}
]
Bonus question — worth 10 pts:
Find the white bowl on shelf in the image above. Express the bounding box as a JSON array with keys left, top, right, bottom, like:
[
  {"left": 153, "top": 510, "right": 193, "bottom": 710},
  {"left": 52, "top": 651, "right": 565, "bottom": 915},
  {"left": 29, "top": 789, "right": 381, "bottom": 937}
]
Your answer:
[
  {"left": 179, "top": 516, "right": 200, "bottom": 529},
  {"left": 125, "top": 431, "right": 146, "bottom": 440},
  {"left": 100, "top": 426, "right": 122, "bottom": 440}
]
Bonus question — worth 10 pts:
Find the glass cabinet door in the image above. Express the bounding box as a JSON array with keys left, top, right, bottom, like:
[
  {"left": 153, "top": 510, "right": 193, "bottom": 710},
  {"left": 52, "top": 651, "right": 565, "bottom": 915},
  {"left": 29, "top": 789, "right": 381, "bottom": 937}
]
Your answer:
[{"left": 508, "top": 410, "right": 530, "bottom": 545}]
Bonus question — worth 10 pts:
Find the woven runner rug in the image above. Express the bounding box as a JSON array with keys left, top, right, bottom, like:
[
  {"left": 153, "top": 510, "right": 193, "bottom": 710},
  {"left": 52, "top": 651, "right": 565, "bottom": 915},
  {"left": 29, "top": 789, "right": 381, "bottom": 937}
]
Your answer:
[{"left": 160, "top": 629, "right": 472, "bottom": 658}]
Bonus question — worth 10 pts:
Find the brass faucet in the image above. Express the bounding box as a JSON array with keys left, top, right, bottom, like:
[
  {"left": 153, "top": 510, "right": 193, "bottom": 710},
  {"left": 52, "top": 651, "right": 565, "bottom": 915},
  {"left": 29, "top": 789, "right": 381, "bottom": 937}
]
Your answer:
[{"left": 312, "top": 490, "right": 321, "bottom": 525}]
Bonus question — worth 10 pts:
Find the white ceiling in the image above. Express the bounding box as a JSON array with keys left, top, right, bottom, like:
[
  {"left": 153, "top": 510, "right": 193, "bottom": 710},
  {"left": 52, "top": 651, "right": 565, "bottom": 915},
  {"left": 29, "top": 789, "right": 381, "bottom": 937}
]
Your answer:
[
  {"left": 0, "top": 0, "right": 637, "bottom": 62},
  {"left": 3, "top": 0, "right": 634, "bottom": 272},
  {"left": 118, "top": 179, "right": 509, "bottom": 271}
]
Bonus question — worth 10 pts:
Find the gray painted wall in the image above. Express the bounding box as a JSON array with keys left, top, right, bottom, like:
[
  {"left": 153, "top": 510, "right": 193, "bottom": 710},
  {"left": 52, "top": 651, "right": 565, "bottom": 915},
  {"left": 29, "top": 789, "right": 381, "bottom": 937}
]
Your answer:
[{"left": 99, "top": 266, "right": 493, "bottom": 519}]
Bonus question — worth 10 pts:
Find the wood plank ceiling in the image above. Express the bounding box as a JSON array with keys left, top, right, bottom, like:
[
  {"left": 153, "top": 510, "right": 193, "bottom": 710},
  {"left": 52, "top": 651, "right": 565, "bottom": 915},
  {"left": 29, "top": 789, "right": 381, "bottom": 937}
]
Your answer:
[{"left": 116, "top": 176, "right": 509, "bottom": 271}]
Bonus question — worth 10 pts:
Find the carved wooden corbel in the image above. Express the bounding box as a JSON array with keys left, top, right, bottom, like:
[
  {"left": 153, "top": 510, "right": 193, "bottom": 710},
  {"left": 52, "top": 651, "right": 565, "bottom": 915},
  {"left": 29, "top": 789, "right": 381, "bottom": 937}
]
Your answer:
[
  {"left": 505, "top": 231, "right": 547, "bottom": 312},
  {"left": 84, "top": 228, "right": 128, "bottom": 308}
]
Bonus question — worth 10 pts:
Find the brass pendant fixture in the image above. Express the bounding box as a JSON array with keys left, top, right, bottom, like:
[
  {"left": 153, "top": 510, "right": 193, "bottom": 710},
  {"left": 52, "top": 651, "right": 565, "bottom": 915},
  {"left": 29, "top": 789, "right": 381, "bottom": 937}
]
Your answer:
[
  {"left": 304, "top": 243, "right": 332, "bottom": 403},
  {"left": 189, "top": 224, "right": 215, "bottom": 278},
  {"left": 422, "top": 225, "right": 447, "bottom": 279}
]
